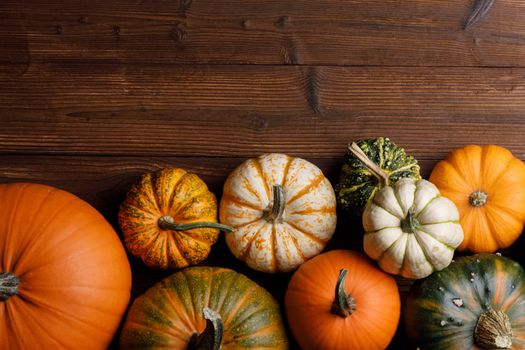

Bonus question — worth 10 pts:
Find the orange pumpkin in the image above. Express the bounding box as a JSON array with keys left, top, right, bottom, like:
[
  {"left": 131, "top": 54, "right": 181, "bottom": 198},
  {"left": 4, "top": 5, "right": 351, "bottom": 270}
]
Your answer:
[
  {"left": 119, "top": 167, "right": 233, "bottom": 269},
  {"left": 430, "top": 145, "right": 525, "bottom": 253},
  {"left": 0, "top": 183, "right": 131, "bottom": 350},
  {"left": 285, "top": 250, "right": 400, "bottom": 350}
]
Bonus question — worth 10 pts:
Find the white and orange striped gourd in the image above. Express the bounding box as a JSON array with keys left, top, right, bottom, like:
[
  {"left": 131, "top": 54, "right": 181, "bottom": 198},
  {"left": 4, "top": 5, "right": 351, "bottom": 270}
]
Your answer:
[{"left": 220, "top": 153, "right": 337, "bottom": 273}]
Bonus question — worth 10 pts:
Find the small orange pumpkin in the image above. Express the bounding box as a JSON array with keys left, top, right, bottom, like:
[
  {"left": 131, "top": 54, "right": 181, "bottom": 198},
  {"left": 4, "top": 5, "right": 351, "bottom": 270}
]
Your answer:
[
  {"left": 430, "top": 145, "right": 525, "bottom": 253},
  {"left": 285, "top": 250, "right": 401, "bottom": 350},
  {"left": 119, "top": 168, "right": 233, "bottom": 269}
]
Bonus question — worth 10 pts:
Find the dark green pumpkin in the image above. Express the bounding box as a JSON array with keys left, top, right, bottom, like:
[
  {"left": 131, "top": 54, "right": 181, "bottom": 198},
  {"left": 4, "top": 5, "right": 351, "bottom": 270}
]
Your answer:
[
  {"left": 120, "top": 266, "right": 288, "bottom": 349},
  {"left": 405, "top": 254, "right": 525, "bottom": 350},
  {"left": 336, "top": 137, "right": 420, "bottom": 217}
]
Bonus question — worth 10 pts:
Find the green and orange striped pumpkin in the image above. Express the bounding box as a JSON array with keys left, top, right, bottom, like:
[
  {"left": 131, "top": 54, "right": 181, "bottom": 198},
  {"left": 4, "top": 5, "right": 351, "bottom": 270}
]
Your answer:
[
  {"left": 119, "top": 266, "right": 288, "bottom": 349},
  {"left": 119, "top": 168, "right": 233, "bottom": 269},
  {"left": 405, "top": 253, "right": 525, "bottom": 349}
]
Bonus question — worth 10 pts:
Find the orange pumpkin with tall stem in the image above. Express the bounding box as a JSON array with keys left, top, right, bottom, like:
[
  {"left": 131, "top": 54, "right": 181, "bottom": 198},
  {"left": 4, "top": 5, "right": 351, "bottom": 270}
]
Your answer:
[{"left": 285, "top": 250, "right": 400, "bottom": 350}]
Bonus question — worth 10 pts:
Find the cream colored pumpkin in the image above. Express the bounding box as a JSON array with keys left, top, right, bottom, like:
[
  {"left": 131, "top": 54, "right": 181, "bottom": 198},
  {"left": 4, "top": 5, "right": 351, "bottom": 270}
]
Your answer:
[
  {"left": 363, "top": 178, "right": 463, "bottom": 279},
  {"left": 220, "top": 153, "right": 337, "bottom": 273}
]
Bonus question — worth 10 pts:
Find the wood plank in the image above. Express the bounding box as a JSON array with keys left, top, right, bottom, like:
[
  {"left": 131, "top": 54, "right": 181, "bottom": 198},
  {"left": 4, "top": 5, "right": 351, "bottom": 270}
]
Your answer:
[
  {"left": 2, "top": 0, "right": 525, "bottom": 66},
  {"left": 2, "top": 63, "right": 525, "bottom": 158}
]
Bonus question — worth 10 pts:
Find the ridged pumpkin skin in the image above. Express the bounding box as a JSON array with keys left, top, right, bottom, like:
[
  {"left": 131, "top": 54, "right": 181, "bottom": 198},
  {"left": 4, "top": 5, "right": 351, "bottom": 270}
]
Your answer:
[
  {"left": 119, "top": 168, "right": 221, "bottom": 269},
  {"left": 336, "top": 137, "right": 421, "bottom": 217},
  {"left": 405, "top": 254, "right": 525, "bottom": 350},
  {"left": 285, "top": 250, "right": 401, "bottom": 350},
  {"left": 120, "top": 266, "right": 288, "bottom": 349},
  {"left": 430, "top": 145, "right": 525, "bottom": 253},
  {"left": 0, "top": 183, "right": 131, "bottom": 350},
  {"left": 363, "top": 178, "right": 464, "bottom": 279},
  {"left": 220, "top": 153, "right": 337, "bottom": 273}
]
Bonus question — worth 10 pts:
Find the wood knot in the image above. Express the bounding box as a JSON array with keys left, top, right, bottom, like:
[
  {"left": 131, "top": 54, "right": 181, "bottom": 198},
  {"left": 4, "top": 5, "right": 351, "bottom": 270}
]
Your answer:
[
  {"left": 56, "top": 25, "right": 63, "bottom": 34},
  {"left": 250, "top": 115, "right": 268, "bottom": 130},
  {"left": 180, "top": 0, "right": 192, "bottom": 12},
  {"left": 113, "top": 25, "right": 121, "bottom": 35},
  {"left": 463, "top": 0, "right": 495, "bottom": 30},
  {"left": 306, "top": 67, "right": 322, "bottom": 114},
  {"left": 241, "top": 19, "right": 251, "bottom": 29},
  {"left": 79, "top": 16, "right": 88, "bottom": 24},
  {"left": 171, "top": 25, "right": 187, "bottom": 42},
  {"left": 277, "top": 16, "right": 290, "bottom": 27},
  {"left": 282, "top": 38, "right": 299, "bottom": 64}
]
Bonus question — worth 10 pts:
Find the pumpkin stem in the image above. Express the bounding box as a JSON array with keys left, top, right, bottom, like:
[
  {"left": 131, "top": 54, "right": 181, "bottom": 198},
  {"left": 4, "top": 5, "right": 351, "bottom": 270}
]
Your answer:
[
  {"left": 474, "top": 309, "right": 512, "bottom": 349},
  {"left": 158, "top": 215, "right": 235, "bottom": 233},
  {"left": 348, "top": 142, "right": 390, "bottom": 187},
  {"left": 188, "top": 308, "right": 223, "bottom": 350},
  {"left": 401, "top": 209, "right": 419, "bottom": 233},
  {"left": 0, "top": 272, "right": 19, "bottom": 301},
  {"left": 331, "top": 269, "right": 356, "bottom": 318},
  {"left": 469, "top": 190, "right": 488, "bottom": 207},
  {"left": 263, "top": 185, "right": 286, "bottom": 223}
]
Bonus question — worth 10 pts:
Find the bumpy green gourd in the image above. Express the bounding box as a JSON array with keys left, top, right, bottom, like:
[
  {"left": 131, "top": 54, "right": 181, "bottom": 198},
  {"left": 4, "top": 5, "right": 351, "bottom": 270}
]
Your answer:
[{"left": 336, "top": 137, "right": 421, "bottom": 217}]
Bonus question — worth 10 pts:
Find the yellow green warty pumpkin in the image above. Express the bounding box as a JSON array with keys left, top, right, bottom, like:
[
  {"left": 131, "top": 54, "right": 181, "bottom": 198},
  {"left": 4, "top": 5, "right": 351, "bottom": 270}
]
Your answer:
[{"left": 336, "top": 137, "right": 421, "bottom": 218}]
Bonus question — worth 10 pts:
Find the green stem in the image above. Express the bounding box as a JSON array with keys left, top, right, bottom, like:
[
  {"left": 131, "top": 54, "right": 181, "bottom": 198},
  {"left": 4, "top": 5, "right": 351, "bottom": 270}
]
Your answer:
[
  {"left": 188, "top": 308, "right": 223, "bottom": 350},
  {"left": 158, "top": 215, "right": 235, "bottom": 233},
  {"left": 401, "top": 210, "right": 419, "bottom": 233},
  {"left": 331, "top": 269, "right": 356, "bottom": 318},
  {"left": 263, "top": 185, "right": 286, "bottom": 223},
  {"left": 0, "top": 272, "right": 19, "bottom": 301},
  {"left": 348, "top": 142, "right": 390, "bottom": 187}
]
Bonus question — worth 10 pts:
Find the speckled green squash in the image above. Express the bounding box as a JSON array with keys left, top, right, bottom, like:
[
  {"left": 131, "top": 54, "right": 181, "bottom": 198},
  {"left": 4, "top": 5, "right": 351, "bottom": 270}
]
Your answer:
[
  {"left": 120, "top": 266, "right": 288, "bottom": 350},
  {"left": 405, "top": 254, "right": 525, "bottom": 350},
  {"left": 336, "top": 137, "right": 420, "bottom": 217}
]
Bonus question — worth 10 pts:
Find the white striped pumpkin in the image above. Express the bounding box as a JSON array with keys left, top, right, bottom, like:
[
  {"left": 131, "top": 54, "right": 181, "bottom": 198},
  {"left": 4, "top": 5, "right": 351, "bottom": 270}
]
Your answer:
[
  {"left": 363, "top": 178, "right": 463, "bottom": 279},
  {"left": 219, "top": 153, "right": 337, "bottom": 273}
]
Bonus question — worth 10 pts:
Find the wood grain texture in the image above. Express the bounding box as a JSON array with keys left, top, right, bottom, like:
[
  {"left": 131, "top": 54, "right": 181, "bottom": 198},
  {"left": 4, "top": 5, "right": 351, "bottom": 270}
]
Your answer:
[
  {"left": 2, "top": 63, "right": 525, "bottom": 158},
  {"left": 2, "top": 0, "right": 525, "bottom": 66}
]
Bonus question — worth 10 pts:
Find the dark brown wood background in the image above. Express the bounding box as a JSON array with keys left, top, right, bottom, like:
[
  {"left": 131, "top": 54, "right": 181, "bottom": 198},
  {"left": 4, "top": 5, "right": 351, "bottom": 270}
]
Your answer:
[{"left": 2, "top": 0, "right": 525, "bottom": 348}]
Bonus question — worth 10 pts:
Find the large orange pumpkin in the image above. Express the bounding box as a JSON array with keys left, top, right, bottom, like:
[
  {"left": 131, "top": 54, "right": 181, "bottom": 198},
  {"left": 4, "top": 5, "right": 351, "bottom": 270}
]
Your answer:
[
  {"left": 430, "top": 145, "right": 525, "bottom": 252},
  {"left": 0, "top": 183, "right": 131, "bottom": 350},
  {"left": 285, "top": 250, "right": 400, "bottom": 350},
  {"left": 119, "top": 168, "right": 233, "bottom": 269}
]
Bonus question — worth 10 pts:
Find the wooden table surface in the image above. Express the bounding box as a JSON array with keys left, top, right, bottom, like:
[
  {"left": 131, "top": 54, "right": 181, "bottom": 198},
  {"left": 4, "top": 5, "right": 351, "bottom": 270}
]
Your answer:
[{"left": 2, "top": 0, "right": 525, "bottom": 348}]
